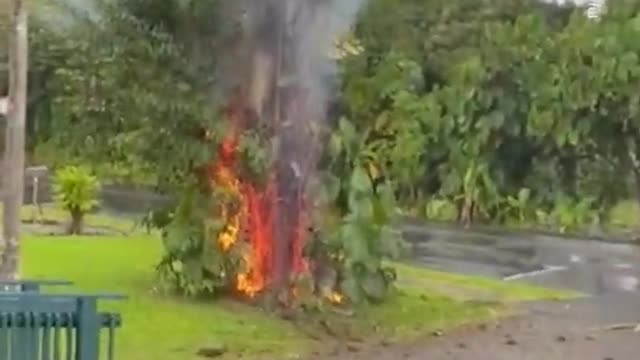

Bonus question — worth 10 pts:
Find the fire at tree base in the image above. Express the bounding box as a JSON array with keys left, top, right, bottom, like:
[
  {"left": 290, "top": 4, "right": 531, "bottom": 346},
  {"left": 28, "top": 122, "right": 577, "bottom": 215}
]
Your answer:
[
  {"left": 204, "top": 0, "right": 345, "bottom": 305},
  {"left": 156, "top": 0, "right": 400, "bottom": 308},
  {"left": 207, "top": 100, "right": 304, "bottom": 305}
]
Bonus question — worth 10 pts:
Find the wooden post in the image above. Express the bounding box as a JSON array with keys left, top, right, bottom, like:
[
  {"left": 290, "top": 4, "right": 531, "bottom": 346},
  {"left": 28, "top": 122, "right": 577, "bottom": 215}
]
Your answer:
[
  {"left": 1, "top": 0, "right": 28, "bottom": 280},
  {"left": 31, "top": 176, "right": 39, "bottom": 224}
]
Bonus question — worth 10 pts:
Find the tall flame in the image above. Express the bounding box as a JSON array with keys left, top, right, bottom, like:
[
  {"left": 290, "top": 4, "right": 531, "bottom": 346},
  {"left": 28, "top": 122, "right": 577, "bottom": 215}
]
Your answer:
[
  {"left": 208, "top": 99, "right": 307, "bottom": 298},
  {"left": 207, "top": 0, "right": 365, "bottom": 300}
]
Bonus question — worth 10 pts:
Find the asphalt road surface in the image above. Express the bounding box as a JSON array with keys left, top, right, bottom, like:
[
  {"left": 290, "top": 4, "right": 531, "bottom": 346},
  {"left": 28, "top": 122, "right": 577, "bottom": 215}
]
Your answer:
[{"left": 381, "top": 223, "right": 640, "bottom": 360}]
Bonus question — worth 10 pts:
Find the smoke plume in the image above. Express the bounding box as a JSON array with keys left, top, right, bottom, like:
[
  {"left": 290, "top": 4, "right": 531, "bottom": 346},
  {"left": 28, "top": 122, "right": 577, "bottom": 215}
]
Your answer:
[{"left": 227, "top": 0, "right": 367, "bottom": 292}]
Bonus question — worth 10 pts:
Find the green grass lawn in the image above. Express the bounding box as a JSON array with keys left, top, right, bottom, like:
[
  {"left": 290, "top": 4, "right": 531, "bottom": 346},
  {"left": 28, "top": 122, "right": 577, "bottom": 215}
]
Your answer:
[
  {"left": 21, "top": 235, "right": 573, "bottom": 360},
  {"left": 394, "top": 262, "right": 579, "bottom": 302},
  {"left": 0, "top": 204, "right": 142, "bottom": 234}
]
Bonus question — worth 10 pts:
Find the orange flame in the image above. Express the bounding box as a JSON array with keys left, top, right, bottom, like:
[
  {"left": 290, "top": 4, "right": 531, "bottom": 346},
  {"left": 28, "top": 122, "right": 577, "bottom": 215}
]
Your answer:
[
  {"left": 210, "top": 138, "right": 269, "bottom": 297},
  {"left": 208, "top": 96, "right": 307, "bottom": 298}
]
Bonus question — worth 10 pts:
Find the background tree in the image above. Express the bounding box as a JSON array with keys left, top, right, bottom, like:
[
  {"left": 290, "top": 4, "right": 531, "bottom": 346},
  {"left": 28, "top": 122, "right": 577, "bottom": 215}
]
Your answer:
[
  {"left": 52, "top": 166, "right": 100, "bottom": 235},
  {"left": 16, "top": 0, "right": 640, "bottom": 297},
  {"left": 1, "top": 0, "right": 28, "bottom": 280}
]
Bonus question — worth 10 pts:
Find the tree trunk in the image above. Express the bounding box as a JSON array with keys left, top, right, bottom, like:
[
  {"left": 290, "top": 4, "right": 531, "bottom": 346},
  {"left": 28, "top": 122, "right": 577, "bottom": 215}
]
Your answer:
[
  {"left": 1, "top": 0, "right": 28, "bottom": 280},
  {"left": 68, "top": 209, "right": 84, "bottom": 235},
  {"left": 623, "top": 136, "right": 640, "bottom": 220},
  {"left": 459, "top": 195, "right": 474, "bottom": 229},
  {"left": 269, "top": 0, "right": 293, "bottom": 305}
]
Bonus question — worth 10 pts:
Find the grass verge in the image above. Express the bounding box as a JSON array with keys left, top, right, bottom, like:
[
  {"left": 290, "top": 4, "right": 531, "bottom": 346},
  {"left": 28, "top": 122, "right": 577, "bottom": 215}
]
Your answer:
[
  {"left": 0, "top": 204, "right": 141, "bottom": 234},
  {"left": 394, "top": 262, "right": 580, "bottom": 302},
  {"left": 22, "top": 235, "right": 572, "bottom": 360}
]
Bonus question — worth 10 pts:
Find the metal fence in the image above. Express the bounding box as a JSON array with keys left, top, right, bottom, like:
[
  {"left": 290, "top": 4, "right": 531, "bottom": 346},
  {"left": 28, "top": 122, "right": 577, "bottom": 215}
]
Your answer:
[{"left": 0, "top": 280, "right": 124, "bottom": 360}]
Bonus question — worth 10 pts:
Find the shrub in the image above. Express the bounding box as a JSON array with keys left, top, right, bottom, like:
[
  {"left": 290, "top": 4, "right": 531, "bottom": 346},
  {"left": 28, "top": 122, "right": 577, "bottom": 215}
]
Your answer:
[
  {"left": 607, "top": 200, "right": 640, "bottom": 230},
  {"left": 53, "top": 166, "right": 100, "bottom": 234}
]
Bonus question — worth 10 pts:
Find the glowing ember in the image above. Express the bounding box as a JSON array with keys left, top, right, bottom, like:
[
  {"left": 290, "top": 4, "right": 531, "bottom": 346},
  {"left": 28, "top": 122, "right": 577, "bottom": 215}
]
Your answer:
[{"left": 328, "top": 291, "right": 344, "bottom": 304}]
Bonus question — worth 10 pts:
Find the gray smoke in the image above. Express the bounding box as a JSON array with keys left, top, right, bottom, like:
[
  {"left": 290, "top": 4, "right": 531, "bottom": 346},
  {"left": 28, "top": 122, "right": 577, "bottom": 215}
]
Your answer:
[
  {"left": 288, "top": 0, "right": 366, "bottom": 196},
  {"left": 228, "top": 0, "right": 366, "bottom": 200},
  {"left": 239, "top": 0, "right": 369, "bottom": 288},
  {"left": 289, "top": 0, "right": 365, "bottom": 115}
]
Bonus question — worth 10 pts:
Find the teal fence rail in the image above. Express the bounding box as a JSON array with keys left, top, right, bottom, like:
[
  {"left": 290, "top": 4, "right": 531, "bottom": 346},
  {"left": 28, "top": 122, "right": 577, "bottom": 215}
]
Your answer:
[
  {"left": 0, "top": 281, "right": 124, "bottom": 360},
  {"left": 0, "top": 280, "right": 73, "bottom": 293}
]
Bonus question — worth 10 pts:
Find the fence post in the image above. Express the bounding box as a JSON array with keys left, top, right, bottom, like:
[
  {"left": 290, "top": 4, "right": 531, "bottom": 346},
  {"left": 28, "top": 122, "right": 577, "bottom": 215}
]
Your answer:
[
  {"left": 20, "top": 282, "right": 38, "bottom": 292},
  {"left": 76, "top": 297, "right": 99, "bottom": 360}
]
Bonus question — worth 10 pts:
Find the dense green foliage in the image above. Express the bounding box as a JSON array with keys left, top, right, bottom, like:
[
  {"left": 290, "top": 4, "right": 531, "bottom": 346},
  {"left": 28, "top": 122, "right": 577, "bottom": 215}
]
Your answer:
[
  {"left": 22, "top": 0, "right": 640, "bottom": 301},
  {"left": 306, "top": 117, "right": 403, "bottom": 303},
  {"left": 52, "top": 166, "right": 100, "bottom": 234},
  {"left": 339, "top": 0, "right": 640, "bottom": 230},
  {"left": 29, "top": 0, "right": 228, "bottom": 187}
]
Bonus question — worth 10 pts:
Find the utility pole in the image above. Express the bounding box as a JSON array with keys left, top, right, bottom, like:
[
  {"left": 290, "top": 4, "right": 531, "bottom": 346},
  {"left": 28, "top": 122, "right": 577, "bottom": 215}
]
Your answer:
[{"left": 1, "top": 0, "right": 28, "bottom": 280}]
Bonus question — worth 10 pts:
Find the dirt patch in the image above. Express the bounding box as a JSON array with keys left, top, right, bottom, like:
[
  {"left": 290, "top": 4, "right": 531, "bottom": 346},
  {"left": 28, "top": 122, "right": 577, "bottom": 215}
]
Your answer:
[
  {"left": 309, "top": 300, "right": 639, "bottom": 360},
  {"left": 20, "top": 221, "right": 128, "bottom": 237}
]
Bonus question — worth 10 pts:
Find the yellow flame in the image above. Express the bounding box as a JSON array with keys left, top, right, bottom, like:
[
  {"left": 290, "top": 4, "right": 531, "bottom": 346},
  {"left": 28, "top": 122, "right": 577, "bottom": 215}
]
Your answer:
[
  {"left": 328, "top": 291, "right": 344, "bottom": 304},
  {"left": 236, "top": 270, "right": 261, "bottom": 298},
  {"left": 218, "top": 213, "right": 240, "bottom": 251},
  {"left": 215, "top": 166, "right": 242, "bottom": 252},
  {"left": 213, "top": 160, "right": 263, "bottom": 297}
]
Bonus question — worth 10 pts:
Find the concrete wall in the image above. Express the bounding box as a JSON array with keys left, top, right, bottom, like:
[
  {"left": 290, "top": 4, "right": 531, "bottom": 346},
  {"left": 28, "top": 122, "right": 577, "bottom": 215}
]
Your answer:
[
  {"left": 1, "top": 166, "right": 171, "bottom": 214},
  {"left": 99, "top": 184, "right": 171, "bottom": 214}
]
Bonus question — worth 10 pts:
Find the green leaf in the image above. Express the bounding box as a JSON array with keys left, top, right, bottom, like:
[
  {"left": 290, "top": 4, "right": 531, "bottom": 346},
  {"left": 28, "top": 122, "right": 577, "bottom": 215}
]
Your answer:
[
  {"left": 361, "top": 271, "right": 388, "bottom": 302},
  {"left": 567, "top": 130, "right": 579, "bottom": 146},
  {"left": 184, "top": 258, "right": 204, "bottom": 284},
  {"left": 350, "top": 165, "right": 373, "bottom": 194},
  {"left": 378, "top": 226, "right": 402, "bottom": 259},
  {"left": 371, "top": 196, "right": 390, "bottom": 225},
  {"left": 163, "top": 221, "right": 195, "bottom": 253},
  {"left": 341, "top": 221, "right": 371, "bottom": 264},
  {"left": 201, "top": 244, "right": 225, "bottom": 276},
  {"left": 328, "top": 132, "right": 343, "bottom": 159},
  {"left": 314, "top": 173, "right": 341, "bottom": 207},
  {"left": 171, "top": 260, "right": 184, "bottom": 273},
  {"left": 517, "top": 188, "right": 531, "bottom": 204},
  {"left": 340, "top": 269, "right": 364, "bottom": 304},
  {"left": 338, "top": 117, "right": 357, "bottom": 148},
  {"left": 52, "top": 166, "right": 100, "bottom": 215}
]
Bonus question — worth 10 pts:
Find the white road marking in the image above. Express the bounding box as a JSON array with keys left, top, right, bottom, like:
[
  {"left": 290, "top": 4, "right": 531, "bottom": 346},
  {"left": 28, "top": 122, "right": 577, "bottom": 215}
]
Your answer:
[
  {"left": 615, "top": 275, "right": 639, "bottom": 292},
  {"left": 503, "top": 265, "right": 568, "bottom": 281},
  {"left": 614, "top": 263, "right": 634, "bottom": 269}
]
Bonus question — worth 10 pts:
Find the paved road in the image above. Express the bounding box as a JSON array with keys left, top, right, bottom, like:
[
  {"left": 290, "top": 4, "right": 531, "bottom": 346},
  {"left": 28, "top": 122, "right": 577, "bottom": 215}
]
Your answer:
[
  {"left": 331, "top": 300, "right": 639, "bottom": 360},
  {"left": 402, "top": 223, "right": 640, "bottom": 300},
  {"left": 386, "top": 223, "right": 640, "bottom": 360}
]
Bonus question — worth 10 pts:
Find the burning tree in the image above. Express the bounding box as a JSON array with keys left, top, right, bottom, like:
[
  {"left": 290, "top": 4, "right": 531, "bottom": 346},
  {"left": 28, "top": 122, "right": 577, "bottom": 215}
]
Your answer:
[
  {"left": 209, "top": 0, "right": 343, "bottom": 302},
  {"left": 155, "top": 0, "right": 401, "bottom": 307}
]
